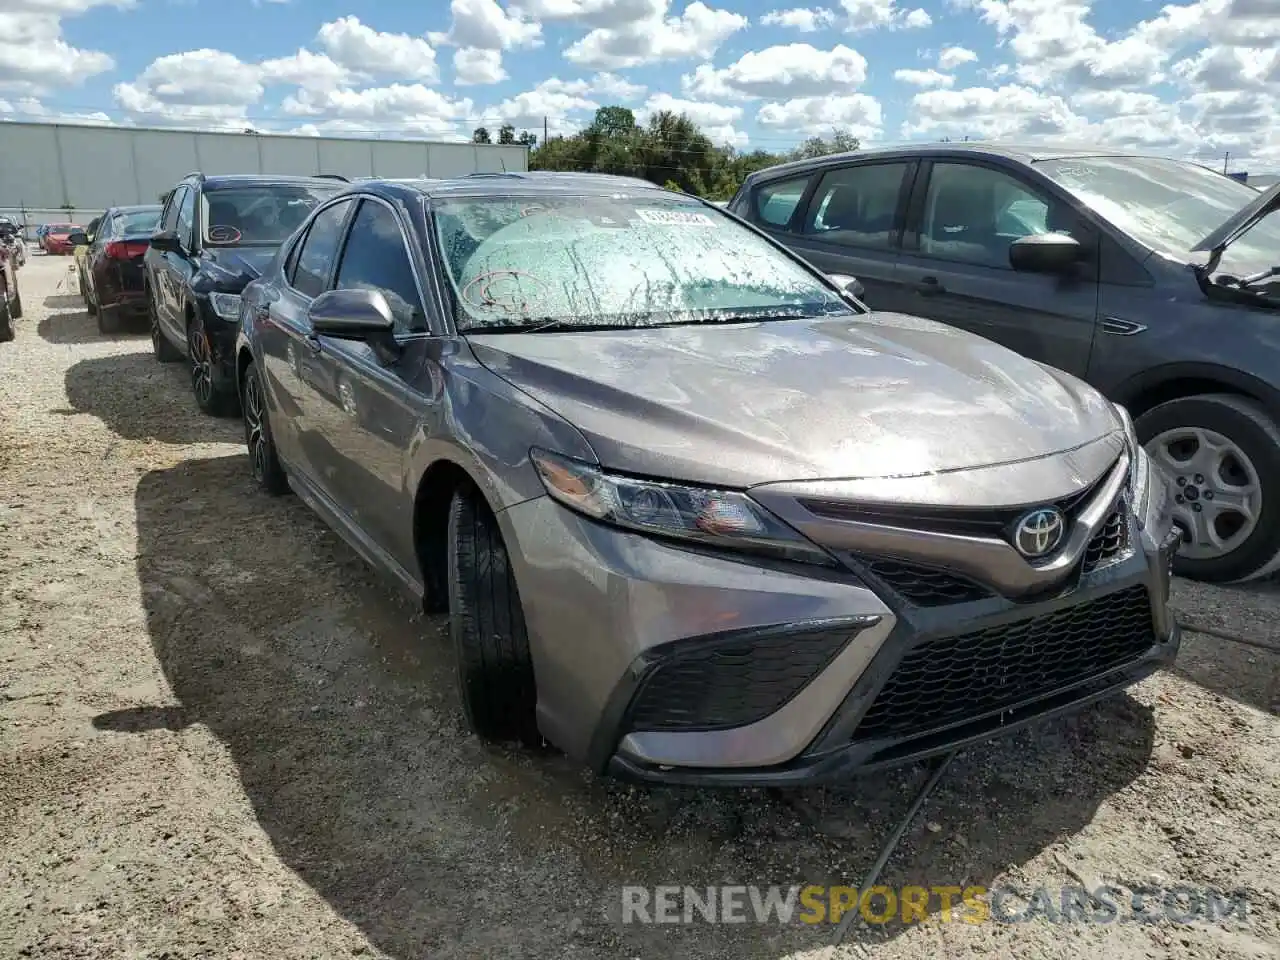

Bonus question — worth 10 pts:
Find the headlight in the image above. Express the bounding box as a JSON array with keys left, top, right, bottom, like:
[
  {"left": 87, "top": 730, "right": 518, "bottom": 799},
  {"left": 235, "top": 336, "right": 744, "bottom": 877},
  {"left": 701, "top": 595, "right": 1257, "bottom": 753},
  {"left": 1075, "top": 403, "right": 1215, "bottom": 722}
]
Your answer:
[
  {"left": 208, "top": 292, "right": 243, "bottom": 321},
  {"left": 530, "top": 448, "right": 834, "bottom": 566}
]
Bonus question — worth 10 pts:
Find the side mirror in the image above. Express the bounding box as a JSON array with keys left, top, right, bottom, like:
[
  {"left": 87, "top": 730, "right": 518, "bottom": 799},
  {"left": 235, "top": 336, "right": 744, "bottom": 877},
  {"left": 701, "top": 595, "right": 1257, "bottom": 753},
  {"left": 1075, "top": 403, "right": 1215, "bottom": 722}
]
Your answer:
[
  {"left": 150, "top": 229, "right": 181, "bottom": 253},
  {"left": 1009, "top": 233, "right": 1083, "bottom": 274},
  {"left": 67, "top": 232, "right": 89, "bottom": 246},
  {"left": 308, "top": 288, "right": 396, "bottom": 339},
  {"left": 828, "top": 272, "right": 866, "bottom": 301}
]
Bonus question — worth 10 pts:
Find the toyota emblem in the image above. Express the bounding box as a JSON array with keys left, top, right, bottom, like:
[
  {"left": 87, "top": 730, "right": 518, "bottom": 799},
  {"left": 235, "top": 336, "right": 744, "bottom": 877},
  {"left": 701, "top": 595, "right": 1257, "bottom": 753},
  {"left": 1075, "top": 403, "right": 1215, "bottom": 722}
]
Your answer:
[{"left": 1013, "top": 507, "right": 1065, "bottom": 559}]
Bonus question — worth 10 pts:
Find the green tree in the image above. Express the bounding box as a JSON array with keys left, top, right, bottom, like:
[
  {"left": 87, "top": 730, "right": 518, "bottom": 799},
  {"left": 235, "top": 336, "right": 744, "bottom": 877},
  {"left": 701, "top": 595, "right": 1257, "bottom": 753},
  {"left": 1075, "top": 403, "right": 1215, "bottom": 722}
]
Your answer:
[
  {"left": 588, "top": 106, "right": 638, "bottom": 139},
  {"left": 517, "top": 130, "right": 537, "bottom": 147},
  {"left": 498, "top": 124, "right": 516, "bottom": 144},
  {"left": 472, "top": 126, "right": 492, "bottom": 144}
]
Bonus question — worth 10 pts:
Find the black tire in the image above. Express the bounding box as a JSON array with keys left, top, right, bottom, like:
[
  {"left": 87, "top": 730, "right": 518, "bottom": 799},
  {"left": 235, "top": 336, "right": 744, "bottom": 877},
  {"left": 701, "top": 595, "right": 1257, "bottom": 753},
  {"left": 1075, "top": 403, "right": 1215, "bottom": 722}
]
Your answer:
[
  {"left": 0, "top": 297, "right": 12, "bottom": 343},
  {"left": 241, "top": 361, "right": 289, "bottom": 495},
  {"left": 149, "top": 295, "right": 181, "bottom": 363},
  {"left": 10, "top": 290, "right": 20, "bottom": 320},
  {"left": 446, "top": 489, "right": 540, "bottom": 746},
  {"left": 188, "top": 313, "right": 235, "bottom": 416},
  {"left": 1136, "top": 393, "right": 1280, "bottom": 583},
  {"left": 97, "top": 303, "right": 120, "bottom": 334},
  {"left": 84, "top": 276, "right": 97, "bottom": 315}
]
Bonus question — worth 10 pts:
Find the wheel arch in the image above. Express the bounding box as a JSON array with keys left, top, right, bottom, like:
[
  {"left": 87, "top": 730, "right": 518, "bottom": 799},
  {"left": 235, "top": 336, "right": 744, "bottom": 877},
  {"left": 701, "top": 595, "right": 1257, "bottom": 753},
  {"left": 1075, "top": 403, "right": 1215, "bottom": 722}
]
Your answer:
[
  {"left": 1111, "top": 362, "right": 1280, "bottom": 426},
  {"left": 412, "top": 457, "right": 493, "bottom": 613}
]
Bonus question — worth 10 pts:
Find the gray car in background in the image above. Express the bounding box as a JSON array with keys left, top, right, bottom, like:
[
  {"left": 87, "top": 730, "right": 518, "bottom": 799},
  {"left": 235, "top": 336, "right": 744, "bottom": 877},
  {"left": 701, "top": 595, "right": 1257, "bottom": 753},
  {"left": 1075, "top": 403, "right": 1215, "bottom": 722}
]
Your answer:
[
  {"left": 235, "top": 173, "right": 1180, "bottom": 785},
  {"left": 731, "top": 144, "right": 1280, "bottom": 584}
]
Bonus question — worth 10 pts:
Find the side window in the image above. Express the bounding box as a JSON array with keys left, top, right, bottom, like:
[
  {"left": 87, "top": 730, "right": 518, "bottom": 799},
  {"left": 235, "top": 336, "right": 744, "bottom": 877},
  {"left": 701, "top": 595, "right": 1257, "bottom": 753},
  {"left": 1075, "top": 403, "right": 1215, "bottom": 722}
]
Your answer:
[
  {"left": 160, "top": 188, "right": 184, "bottom": 232},
  {"left": 803, "top": 163, "right": 910, "bottom": 250},
  {"left": 293, "top": 199, "right": 353, "bottom": 298},
  {"left": 919, "top": 163, "right": 1064, "bottom": 269},
  {"left": 283, "top": 229, "right": 307, "bottom": 286},
  {"left": 175, "top": 187, "right": 196, "bottom": 250},
  {"left": 754, "top": 177, "right": 809, "bottom": 229},
  {"left": 91, "top": 216, "right": 110, "bottom": 247},
  {"left": 334, "top": 200, "right": 426, "bottom": 333}
]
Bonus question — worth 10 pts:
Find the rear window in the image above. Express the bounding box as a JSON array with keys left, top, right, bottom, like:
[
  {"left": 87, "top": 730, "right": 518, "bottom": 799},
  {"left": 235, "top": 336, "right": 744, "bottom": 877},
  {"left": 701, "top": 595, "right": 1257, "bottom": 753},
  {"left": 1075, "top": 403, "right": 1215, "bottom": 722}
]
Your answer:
[
  {"left": 117, "top": 210, "right": 161, "bottom": 235},
  {"left": 754, "top": 177, "right": 809, "bottom": 228}
]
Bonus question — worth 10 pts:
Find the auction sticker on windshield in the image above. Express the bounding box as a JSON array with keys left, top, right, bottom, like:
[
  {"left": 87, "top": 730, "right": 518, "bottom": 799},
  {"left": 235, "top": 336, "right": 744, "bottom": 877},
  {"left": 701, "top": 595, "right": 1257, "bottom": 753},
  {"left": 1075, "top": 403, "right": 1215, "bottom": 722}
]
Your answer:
[{"left": 634, "top": 208, "right": 716, "bottom": 227}]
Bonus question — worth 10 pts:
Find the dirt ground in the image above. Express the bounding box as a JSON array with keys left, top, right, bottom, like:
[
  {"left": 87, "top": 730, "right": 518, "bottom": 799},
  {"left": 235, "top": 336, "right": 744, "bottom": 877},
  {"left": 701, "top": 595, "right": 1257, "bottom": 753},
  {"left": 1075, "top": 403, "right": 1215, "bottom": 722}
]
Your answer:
[{"left": 1, "top": 252, "right": 1278, "bottom": 960}]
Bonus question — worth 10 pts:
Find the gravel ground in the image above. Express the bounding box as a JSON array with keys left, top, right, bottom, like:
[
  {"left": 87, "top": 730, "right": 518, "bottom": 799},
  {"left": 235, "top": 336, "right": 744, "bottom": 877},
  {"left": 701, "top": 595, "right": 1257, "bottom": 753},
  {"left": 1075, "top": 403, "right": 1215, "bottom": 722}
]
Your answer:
[{"left": 1, "top": 252, "right": 1278, "bottom": 960}]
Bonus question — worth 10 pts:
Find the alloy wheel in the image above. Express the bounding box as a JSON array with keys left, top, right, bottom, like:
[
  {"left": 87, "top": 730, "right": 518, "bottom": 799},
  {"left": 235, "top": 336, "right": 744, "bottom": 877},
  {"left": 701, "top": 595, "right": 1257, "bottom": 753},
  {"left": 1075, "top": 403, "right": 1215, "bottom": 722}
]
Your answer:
[
  {"left": 189, "top": 322, "right": 214, "bottom": 408},
  {"left": 1145, "top": 426, "right": 1263, "bottom": 561},
  {"left": 243, "top": 370, "right": 268, "bottom": 481}
]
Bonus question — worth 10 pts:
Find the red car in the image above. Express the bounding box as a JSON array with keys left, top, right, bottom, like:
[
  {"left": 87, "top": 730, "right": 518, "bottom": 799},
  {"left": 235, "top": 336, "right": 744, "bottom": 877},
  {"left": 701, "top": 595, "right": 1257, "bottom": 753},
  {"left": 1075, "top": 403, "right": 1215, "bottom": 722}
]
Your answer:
[{"left": 42, "top": 223, "right": 83, "bottom": 255}]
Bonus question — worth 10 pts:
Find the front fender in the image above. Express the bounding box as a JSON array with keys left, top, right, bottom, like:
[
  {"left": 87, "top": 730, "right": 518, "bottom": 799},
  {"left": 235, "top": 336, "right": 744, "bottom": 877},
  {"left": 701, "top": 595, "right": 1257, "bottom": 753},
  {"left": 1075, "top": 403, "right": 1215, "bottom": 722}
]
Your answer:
[{"left": 1112, "top": 361, "right": 1280, "bottom": 424}]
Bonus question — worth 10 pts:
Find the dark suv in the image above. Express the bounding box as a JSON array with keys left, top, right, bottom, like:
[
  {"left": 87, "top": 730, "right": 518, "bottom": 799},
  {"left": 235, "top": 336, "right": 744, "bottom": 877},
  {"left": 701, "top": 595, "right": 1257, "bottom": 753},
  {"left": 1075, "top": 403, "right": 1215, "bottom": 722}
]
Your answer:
[
  {"left": 731, "top": 144, "right": 1280, "bottom": 583},
  {"left": 144, "top": 172, "right": 342, "bottom": 415}
]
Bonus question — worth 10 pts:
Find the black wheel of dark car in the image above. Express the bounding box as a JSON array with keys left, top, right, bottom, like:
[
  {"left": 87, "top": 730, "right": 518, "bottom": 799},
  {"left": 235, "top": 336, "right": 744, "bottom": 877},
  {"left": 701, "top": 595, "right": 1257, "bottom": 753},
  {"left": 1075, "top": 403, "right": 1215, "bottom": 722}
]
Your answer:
[
  {"left": 241, "top": 361, "right": 289, "bottom": 495},
  {"left": 10, "top": 289, "right": 20, "bottom": 320},
  {"left": 84, "top": 276, "right": 97, "bottom": 315},
  {"left": 149, "top": 296, "right": 180, "bottom": 363},
  {"left": 97, "top": 303, "right": 121, "bottom": 334},
  {"left": 446, "top": 488, "right": 540, "bottom": 746},
  {"left": 187, "top": 314, "right": 234, "bottom": 416},
  {"left": 1137, "top": 393, "right": 1280, "bottom": 583},
  {"left": 0, "top": 296, "right": 13, "bottom": 343}
]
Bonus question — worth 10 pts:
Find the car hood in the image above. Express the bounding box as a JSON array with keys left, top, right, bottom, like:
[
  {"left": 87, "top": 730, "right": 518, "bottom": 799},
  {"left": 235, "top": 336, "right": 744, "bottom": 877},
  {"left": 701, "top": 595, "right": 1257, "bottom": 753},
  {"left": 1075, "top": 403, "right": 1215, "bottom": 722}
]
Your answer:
[
  {"left": 200, "top": 247, "right": 276, "bottom": 288},
  {"left": 468, "top": 312, "right": 1123, "bottom": 488}
]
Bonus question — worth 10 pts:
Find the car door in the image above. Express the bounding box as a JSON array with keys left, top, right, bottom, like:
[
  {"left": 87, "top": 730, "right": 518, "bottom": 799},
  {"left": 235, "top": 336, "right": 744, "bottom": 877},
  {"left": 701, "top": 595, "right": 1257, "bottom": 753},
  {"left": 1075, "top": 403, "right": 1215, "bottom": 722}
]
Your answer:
[
  {"left": 85, "top": 213, "right": 114, "bottom": 302},
  {"left": 893, "top": 160, "right": 1101, "bottom": 378},
  {"left": 765, "top": 160, "right": 917, "bottom": 312},
  {"left": 146, "top": 190, "right": 182, "bottom": 319},
  {"left": 155, "top": 186, "right": 198, "bottom": 347},
  {"left": 306, "top": 196, "right": 431, "bottom": 575},
  {"left": 257, "top": 197, "right": 356, "bottom": 494}
]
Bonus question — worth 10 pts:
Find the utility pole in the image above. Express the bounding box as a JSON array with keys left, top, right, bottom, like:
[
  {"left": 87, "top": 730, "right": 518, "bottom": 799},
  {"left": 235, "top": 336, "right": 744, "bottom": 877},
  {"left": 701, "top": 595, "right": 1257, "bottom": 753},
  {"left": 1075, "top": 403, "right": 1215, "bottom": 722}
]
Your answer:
[
  {"left": 1223, "top": 152, "right": 1230, "bottom": 175},
  {"left": 543, "top": 115, "right": 548, "bottom": 145}
]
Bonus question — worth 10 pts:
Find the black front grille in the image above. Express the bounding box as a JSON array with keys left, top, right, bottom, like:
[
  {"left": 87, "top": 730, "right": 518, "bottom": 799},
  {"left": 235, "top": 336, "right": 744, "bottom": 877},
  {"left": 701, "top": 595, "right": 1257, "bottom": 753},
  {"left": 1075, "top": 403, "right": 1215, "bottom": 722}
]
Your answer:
[
  {"left": 1083, "top": 506, "right": 1128, "bottom": 572},
  {"left": 851, "top": 585, "right": 1155, "bottom": 743},
  {"left": 627, "top": 627, "right": 857, "bottom": 732},
  {"left": 859, "top": 556, "right": 993, "bottom": 606}
]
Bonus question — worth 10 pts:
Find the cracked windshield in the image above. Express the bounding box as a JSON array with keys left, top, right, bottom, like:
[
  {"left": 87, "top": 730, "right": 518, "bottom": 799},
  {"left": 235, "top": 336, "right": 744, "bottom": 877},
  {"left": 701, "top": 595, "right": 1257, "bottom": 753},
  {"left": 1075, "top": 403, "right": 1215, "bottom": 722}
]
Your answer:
[{"left": 432, "top": 195, "right": 855, "bottom": 331}]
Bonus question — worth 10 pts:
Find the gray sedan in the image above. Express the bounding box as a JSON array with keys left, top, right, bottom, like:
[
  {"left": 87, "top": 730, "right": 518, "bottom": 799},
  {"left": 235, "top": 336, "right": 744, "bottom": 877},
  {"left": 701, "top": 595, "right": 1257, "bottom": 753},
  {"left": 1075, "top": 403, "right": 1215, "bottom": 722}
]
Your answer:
[{"left": 234, "top": 172, "right": 1181, "bottom": 785}]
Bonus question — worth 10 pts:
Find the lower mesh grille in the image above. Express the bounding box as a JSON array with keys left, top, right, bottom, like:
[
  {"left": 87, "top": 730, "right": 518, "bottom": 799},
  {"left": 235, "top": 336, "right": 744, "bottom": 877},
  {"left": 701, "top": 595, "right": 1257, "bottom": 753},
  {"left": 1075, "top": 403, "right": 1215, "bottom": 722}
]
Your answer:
[
  {"left": 627, "top": 627, "right": 857, "bottom": 732},
  {"left": 1083, "top": 506, "right": 1128, "bottom": 572},
  {"left": 859, "top": 556, "right": 993, "bottom": 606},
  {"left": 851, "top": 585, "right": 1155, "bottom": 743}
]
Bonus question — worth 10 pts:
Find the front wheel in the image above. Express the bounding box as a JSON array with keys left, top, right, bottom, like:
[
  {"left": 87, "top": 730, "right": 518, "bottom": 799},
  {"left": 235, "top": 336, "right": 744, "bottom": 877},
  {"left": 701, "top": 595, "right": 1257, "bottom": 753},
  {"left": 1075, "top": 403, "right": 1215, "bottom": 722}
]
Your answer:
[
  {"left": 0, "top": 296, "right": 13, "bottom": 343},
  {"left": 446, "top": 489, "right": 540, "bottom": 746},
  {"left": 241, "top": 361, "right": 289, "bottom": 495},
  {"left": 1138, "top": 393, "right": 1280, "bottom": 583}
]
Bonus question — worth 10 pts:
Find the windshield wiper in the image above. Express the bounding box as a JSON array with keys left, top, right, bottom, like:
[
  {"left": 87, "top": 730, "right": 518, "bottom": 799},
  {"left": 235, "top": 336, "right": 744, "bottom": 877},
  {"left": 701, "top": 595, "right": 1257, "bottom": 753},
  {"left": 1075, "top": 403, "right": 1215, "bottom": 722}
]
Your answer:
[
  {"left": 461, "top": 319, "right": 639, "bottom": 334},
  {"left": 1222, "top": 265, "right": 1280, "bottom": 289}
]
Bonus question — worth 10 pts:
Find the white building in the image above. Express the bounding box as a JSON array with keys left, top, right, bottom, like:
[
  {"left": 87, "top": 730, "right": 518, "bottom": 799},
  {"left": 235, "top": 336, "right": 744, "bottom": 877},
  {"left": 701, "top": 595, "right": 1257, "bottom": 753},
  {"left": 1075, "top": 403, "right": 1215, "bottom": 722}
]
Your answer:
[{"left": 0, "top": 121, "right": 528, "bottom": 237}]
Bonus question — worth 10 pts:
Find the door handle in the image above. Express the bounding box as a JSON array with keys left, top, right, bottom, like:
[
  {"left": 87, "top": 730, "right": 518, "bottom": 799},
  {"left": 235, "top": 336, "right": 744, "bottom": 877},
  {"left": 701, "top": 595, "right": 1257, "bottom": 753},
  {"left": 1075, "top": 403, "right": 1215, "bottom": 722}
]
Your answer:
[
  {"left": 915, "top": 276, "right": 945, "bottom": 296},
  {"left": 304, "top": 334, "right": 323, "bottom": 354}
]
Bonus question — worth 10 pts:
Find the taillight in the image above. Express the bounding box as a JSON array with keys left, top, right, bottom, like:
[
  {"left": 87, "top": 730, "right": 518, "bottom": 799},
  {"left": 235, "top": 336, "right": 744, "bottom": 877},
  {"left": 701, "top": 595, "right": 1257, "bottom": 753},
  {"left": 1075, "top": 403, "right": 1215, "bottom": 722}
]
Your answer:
[{"left": 105, "top": 240, "right": 148, "bottom": 259}]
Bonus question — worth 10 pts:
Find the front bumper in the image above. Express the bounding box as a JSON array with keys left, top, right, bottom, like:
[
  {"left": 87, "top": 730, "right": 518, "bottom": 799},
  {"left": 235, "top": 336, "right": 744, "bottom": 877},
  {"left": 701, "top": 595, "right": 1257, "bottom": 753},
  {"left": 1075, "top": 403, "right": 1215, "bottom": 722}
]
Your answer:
[
  {"left": 500, "top": 489, "right": 1181, "bottom": 788},
  {"left": 198, "top": 300, "right": 239, "bottom": 391}
]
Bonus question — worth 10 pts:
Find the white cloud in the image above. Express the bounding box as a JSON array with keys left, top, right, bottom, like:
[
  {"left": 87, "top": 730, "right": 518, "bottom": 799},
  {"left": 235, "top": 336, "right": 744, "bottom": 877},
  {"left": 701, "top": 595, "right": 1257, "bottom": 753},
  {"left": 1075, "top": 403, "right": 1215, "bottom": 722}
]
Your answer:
[
  {"left": 281, "top": 83, "right": 476, "bottom": 138},
  {"left": 565, "top": 1, "right": 748, "bottom": 69},
  {"left": 0, "top": 1, "right": 128, "bottom": 93},
  {"left": 488, "top": 77, "right": 600, "bottom": 134},
  {"left": 454, "top": 47, "right": 507, "bottom": 84},
  {"left": 430, "top": 0, "right": 542, "bottom": 51},
  {"left": 759, "top": 7, "right": 838, "bottom": 31},
  {"left": 894, "top": 68, "right": 954, "bottom": 88},
  {"left": 681, "top": 44, "right": 868, "bottom": 100},
  {"left": 937, "top": 45, "right": 978, "bottom": 70},
  {"left": 840, "top": 0, "right": 931, "bottom": 32},
  {"left": 316, "top": 16, "right": 440, "bottom": 81},
  {"left": 589, "top": 71, "right": 647, "bottom": 99},
  {"left": 514, "top": 0, "right": 663, "bottom": 26},
  {"left": 757, "top": 93, "right": 882, "bottom": 138},
  {"left": 113, "top": 49, "right": 263, "bottom": 125},
  {"left": 259, "top": 49, "right": 357, "bottom": 92},
  {"left": 903, "top": 83, "right": 1079, "bottom": 139}
]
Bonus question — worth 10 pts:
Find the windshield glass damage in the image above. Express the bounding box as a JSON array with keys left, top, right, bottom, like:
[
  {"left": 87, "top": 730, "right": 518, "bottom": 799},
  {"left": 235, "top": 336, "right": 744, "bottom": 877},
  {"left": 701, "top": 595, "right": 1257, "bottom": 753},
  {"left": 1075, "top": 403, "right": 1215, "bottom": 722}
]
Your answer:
[{"left": 430, "top": 195, "right": 855, "bottom": 332}]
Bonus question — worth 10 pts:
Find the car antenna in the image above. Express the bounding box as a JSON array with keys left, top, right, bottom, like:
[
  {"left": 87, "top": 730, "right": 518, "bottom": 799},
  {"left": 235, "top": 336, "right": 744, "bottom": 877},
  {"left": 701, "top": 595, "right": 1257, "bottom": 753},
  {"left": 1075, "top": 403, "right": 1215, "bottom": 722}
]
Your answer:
[{"left": 829, "top": 748, "right": 959, "bottom": 946}]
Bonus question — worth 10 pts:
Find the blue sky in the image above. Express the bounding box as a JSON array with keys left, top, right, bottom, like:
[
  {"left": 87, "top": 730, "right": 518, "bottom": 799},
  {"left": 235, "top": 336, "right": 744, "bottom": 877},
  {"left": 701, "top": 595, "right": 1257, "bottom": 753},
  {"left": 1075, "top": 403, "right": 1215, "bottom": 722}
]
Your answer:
[{"left": 2, "top": 1, "right": 1278, "bottom": 168}]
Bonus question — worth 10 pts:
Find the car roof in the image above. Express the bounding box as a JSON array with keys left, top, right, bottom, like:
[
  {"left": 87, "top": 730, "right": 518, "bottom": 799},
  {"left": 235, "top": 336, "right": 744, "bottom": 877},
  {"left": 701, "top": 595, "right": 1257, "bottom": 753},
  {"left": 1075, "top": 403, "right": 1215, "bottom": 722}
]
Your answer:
[
  {"left": 110, "top": 204, "right": 163, "bottom": 213},
  {"left": 340, "top": 170, "right": 676, "bottom": 201},
  {"left": 742, "top": 140, "right": 1187, "bottom": 184},
  {"left": 199, "top": 174, "right": 345, "bottom": 189}
]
